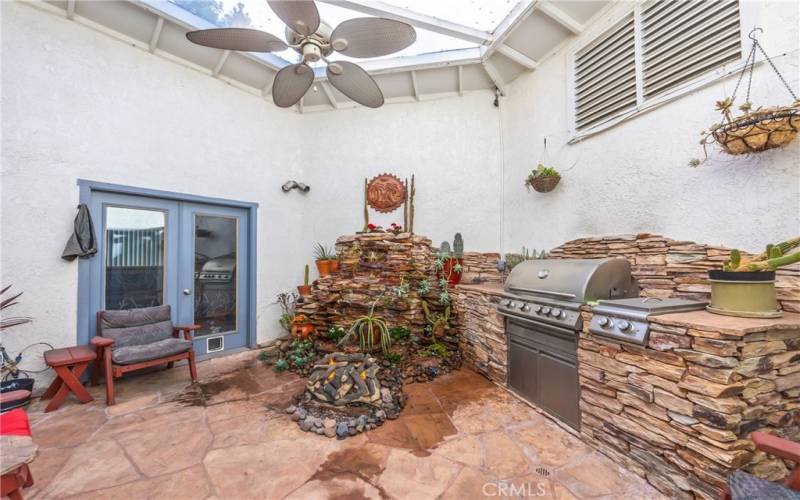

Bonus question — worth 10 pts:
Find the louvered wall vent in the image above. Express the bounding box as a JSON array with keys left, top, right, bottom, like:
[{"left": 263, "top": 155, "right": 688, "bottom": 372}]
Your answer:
[
  {"left": 642, "top": 0, "right": 741, "bottom": 99},
  {"left": 575, "top": 13, "right": 636, "bottom": 131},
  {"left": 207, "top": 336, "right": 224, "bottom": 353}
]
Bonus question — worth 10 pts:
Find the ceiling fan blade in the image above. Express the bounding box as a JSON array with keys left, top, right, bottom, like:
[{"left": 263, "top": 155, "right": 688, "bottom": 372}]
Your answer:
[
  {"left": 267, "top": 1, "right": 320, "bottom": 37},
  {"left": 272, "top": 63, "right": 314, "bottom": 108},
  {"left": 330, "top": 18, "right": 416, "bottom": 58},
  {"left": 326, "top": 61, "right": 384, "bottom": 108},
  {"left": 186, "top": 28, "right": 287, "bottom": 52}
]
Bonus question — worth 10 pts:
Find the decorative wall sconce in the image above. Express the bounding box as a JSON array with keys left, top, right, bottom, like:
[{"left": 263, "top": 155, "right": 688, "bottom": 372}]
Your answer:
[{"left": 281, "top": 181, "right": 310, "bottom": 193}]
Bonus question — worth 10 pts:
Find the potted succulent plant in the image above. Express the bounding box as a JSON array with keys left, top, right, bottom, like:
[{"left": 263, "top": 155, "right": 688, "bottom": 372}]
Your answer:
[
  {"left": 708, "top": 237, "right": 800, "bottom": 318},
  {"left": 313, "top": 243, "right": 336, "bottom": 277},
  {"left": 525, "top": 164, "right": 561, "bottom": 193},
  {"left": 437, "top": 234, "right": 464, "bottom": 286},
  {"left": 297, "top": 265, "right": 311, "bottom": 297}
]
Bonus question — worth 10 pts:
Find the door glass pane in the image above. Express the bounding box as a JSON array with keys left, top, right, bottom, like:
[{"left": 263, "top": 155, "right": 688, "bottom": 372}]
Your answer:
[
  {"left": 194, "top": 215, "right": 237, "bottom": 335},
  {"left": 105, "top": 206, "right": 166, "bottom": 310}
]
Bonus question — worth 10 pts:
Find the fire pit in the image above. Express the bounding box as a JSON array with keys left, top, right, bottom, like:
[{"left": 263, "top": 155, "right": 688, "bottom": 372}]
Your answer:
[{"left": 286, "top": 352, "right": 405, "bottom": 439}]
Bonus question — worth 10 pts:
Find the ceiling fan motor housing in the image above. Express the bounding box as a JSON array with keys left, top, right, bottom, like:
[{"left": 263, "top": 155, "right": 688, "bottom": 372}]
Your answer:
[{"left": 286, "top": 21, "right": 333, "bottom": 58}]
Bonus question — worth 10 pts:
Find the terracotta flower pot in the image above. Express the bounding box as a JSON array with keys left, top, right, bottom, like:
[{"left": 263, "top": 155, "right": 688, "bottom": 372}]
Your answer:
[
  {"left": 316, "top": 259, "right": 332, "bottom": 277},
  {"left": 442, "top": 258, "right": 463, "bottom": 285},
  {"left": 291, "top": 323, "right": 315, "bottom": 340},
  {"left": 297, "top": 285, "right": 311, "bottom": 296},
  {"left": 329, "top": 259, "right": 340, "bottom": 273}
]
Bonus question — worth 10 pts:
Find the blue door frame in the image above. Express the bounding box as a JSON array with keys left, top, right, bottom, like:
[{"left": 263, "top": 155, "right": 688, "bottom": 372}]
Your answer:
[{"left": 76, "top": 180, "right": 258, "bottom": 352}]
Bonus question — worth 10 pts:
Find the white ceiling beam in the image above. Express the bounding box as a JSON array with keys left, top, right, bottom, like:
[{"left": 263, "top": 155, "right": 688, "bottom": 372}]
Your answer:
[
  {"left": 538, "top": 2, "right": 583, "bottom": 35},
  {"left": 317, "top": 0, "right": 492, "bottom": 45},
  {"left": 212, "top": 50, "right": 230, "bottom": 77},
  {"left": 320, "top": 82, "right": 339, "bottom": 109},
  {"left": 313, "top": 47, "right": 481, "bottom": 80},
  {"left": 485, "top": 0, "right": 538, "bottom": 58},
  {"left": 410, "top": 71, "right": 420, "bottom": 101},
  {"left": 497, "top": 45, "right": 538, "bottom": 69},
  {"left": 66, "top": 0, "right": 76, "bottom": 20},
  {"left": 148, "top": 17, "right": 164, "bottom": 53},
  {"left": 457, "top": 65, "right": 463, "bottom": 96},
  {"left": 481, "top": 60, "right": 506, "bottom": 96}
]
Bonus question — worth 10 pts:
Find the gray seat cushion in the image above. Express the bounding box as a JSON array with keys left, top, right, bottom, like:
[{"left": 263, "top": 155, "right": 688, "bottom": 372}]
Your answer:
[
  {"left": 729, "top": 471, "right": 800, "bottom": 500},
  {"left": 100, "top": 305, "right": 173, "bottom": 348},
  {"left": 112, "top": 338, "right": 192, "bottom": 365}
]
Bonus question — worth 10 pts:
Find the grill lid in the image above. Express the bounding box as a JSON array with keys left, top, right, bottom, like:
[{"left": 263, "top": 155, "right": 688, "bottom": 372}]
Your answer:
[{"left": 504, "top": 258, "right": 638, "bottom": 304}]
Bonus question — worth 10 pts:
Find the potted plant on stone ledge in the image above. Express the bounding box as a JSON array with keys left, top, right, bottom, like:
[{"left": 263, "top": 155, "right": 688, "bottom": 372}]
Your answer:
[
  {"left": 297, "top": 265, "right": 311, "bottom": 297},
  {"left": 313, "top": 243, "right": 336, "bottom": 277},
  {"left": 525, "top": 164, "right": 561, "bottom": 193},
  {"left": 708, "top": 237, "right": 800, "bottom": 318}
]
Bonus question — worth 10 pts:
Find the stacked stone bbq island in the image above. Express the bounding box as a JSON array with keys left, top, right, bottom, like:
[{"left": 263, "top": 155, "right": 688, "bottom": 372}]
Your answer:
[{"left": 451, "top": 234, "right": 800, "bottom": 499}]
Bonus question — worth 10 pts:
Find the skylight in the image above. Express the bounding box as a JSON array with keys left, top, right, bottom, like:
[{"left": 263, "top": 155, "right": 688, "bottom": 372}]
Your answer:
[{"left": 168, "top": 0, "right": 521, "bottom": 65}]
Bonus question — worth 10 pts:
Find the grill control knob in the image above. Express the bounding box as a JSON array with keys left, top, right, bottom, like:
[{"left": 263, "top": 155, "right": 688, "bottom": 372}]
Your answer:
[
  {"left": 520, "top": 304, "right": 531, "bottom": 312},
  {"left": 508, "top": 302, "right": 517, "bottom": 309},
  {"left": 535, "top": 305, "right": 543, "bottom": 313},
  {"left": 558, "top": 311, "right": 567, "bottom": 319},
  {"left": 550, "top": 308, "right": 562, "bottom": 317},
  {"left": 541, "top": 307, "right": 551, "bottom": 315},
  {"left": 618, "top": 320, "right": 632, "bottom": 332},
  {"left": 597, "top": 316, "right": 611, "bottom": 327}
]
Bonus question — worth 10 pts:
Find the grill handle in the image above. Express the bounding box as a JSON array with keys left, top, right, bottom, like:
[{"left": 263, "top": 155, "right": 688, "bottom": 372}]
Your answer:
[{"left": 507, "top": 287, "right": 576, "bottom": 300}]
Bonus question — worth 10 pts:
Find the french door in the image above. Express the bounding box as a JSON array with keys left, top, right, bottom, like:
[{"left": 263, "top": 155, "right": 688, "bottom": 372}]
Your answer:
[{"left": 87, "top": 192, "right": 250, "bottom": 356}]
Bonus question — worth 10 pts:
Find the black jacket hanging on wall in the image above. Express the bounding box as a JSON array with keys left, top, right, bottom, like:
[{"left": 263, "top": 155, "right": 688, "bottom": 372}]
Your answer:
[{"left": 61, "top": 204, "right": 97, "bottom": 261}]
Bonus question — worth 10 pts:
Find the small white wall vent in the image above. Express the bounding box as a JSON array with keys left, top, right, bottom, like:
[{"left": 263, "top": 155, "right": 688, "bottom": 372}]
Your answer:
[
  {"left": 642, "top": 0, "right": 741, "bottom": 99},
  {"left": 574, "top": 13, "right": 637, "bottom": 131},
  {"left": 207, "top": 336, "right": 224, "bottom": 353}
]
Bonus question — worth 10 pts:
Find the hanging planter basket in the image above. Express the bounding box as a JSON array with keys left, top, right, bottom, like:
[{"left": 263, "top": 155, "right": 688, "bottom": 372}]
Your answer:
[
  {"left": 696, "top": 29, "right": 800, "bottom": 164},
  {"left": 528, "top": 175, "right": 561, "bottom": 193},
  {"left": 709, "top": 103, "right": 800, "bottom": 155}
]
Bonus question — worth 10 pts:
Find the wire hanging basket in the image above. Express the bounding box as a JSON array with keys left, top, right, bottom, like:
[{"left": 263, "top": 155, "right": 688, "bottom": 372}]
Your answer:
[
  {"left": 525, "top": 138, "right": 561, "bottom": 193},
  {"left": 700, "top": 28, "right": 800, "bottom": 160}
]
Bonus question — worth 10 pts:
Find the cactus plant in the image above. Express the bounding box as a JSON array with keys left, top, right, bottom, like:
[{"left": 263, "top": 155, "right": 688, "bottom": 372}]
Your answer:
[
  {"left": 453, "top": 233, "right": 464, "bottom": 259},
  {"left": 439, "top": 241, "right": 451, "bottom": 257},
  {"left": 722, "top": 237, "right": 800, "bottom": 272},
  {"left": 304, "top": 264, "right": 310, "bottom": 286}
]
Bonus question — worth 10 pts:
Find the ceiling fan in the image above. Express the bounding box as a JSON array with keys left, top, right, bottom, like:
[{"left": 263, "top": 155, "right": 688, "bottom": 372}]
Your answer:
[{"left": 185, "top": 0, "right": 417, "bottom": 108}]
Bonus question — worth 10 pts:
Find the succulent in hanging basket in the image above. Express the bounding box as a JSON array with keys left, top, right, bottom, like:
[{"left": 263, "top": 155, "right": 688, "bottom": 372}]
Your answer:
[
  {"left": 690, "top": 28, "right": 800, "bottom": 166},
  {"left": 525, "top": 164, "right": 561, "bottom": 193},
  {"left": 694, "top": 99, "right": 800, "bottom": 164}
]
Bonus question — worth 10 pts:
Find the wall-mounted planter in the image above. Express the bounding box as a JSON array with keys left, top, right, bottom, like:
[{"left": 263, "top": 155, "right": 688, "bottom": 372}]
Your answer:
[
  {"left": 528, "top": 175, "right": 561, "bottom": 193},
  {"left": 707, "top": 270, "right": 781, "bottom": 318}
]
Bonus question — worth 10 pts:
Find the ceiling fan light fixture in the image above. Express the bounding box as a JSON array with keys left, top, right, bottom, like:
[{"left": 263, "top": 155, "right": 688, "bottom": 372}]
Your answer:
[
  {"left": 301, "top": 43, "right": 322, "bottom": 63},
  {"left": 328, "top": 63, "right": 343, "bottom": 75}
]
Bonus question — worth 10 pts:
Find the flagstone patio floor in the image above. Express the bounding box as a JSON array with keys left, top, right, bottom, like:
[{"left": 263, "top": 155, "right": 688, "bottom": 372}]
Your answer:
[{"left": 24, "top": 350, "right": 665, "bottom": 499}]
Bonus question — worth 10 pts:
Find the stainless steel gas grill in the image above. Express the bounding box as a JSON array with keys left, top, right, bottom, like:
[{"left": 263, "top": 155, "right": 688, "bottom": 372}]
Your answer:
[
  {"left": 497, "top": 258, "right": 638, "bottom": 430},
  {"left": 589, "top": 297, "right": 707, "bottom": 345}
]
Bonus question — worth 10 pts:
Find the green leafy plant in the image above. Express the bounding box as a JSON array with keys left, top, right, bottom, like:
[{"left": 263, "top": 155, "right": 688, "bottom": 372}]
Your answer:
[
  {"left": 288, "top": 339, "right": 315, "bottom": 367},
  {"left": 392, "top": 279, "right": 410, "bottom": 298},
  {"left": 258, "top": 349, "right": 277, "bottom": 364},
  {"left": 417, "top": 278, "right": 431, "bottom": 295},
  {"left": 274, "top": 358, "right": 288, "bottom": 372},
  {"left": 313, "top": 243, "right": 336, "bottom": 261},
  {"left": 418, "top": 343, "right": 449, "bottom": 358},
  {"left": 384, "top": 352, "right": 402, "bottom": 365},
  {"left": 325, "top": 326, "right": 347, "bottom": 342},
  {"left": 422, "top": 302, "right": 451, "bottom": 335},
  {"left": 722, "top": 238, "right": 800, "bottom": 272},
  {"left": 341, "top": 300, "right": 392, "bottom": 354},
  {"left": 388, "top": 325, "right": 411, "bottom": 342},
  {"left": 1, "top": 285, "right": 32, "bottom": 331},
  {"left": 276, "top": 291, "right": 298, "bottom": 332}
]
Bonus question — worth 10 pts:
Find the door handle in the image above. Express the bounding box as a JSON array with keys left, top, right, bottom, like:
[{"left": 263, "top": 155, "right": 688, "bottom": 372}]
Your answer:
[{"left": 183, "top": 288, "right": 191, "bottom": 295}]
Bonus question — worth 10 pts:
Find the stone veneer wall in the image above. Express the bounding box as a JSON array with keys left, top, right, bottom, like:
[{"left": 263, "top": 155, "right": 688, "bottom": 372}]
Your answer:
[
  {"left": 454, "top": 285, "right": 506, "bottom": 384},
  {"left": 460, "top": 252, "right": 503, "bottom": 285},
  {"left": 549, "top": 233, "right": 800, "bottom": 312},
  {"left": 298, "top": 232, "right": 449, "bottom": 332},
  {"left": 578, "top": 310, "right": 800, "bottom": 499}
]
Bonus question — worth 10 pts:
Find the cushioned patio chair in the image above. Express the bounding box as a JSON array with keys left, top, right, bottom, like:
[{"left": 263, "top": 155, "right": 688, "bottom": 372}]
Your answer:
[
  {"left": 724, "top": 431, "right": 800, "bottom": 500},
  {"left": 90, "top": 305, "right": 200, "bottom": 405}
]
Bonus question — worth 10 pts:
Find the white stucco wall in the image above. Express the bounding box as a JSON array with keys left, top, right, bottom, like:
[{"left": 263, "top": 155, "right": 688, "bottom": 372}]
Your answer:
[
  {"left": 499, "top": 1, "right": 800, "bottom": 256},
  {"left": 0, "top": 2, "right": 306, "bottom": 356},
  {"left": 299, "top": 92, "right": 504, "bottom": 257}
]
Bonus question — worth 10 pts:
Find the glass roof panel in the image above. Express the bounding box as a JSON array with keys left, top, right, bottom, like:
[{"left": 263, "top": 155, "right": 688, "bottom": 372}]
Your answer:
[
  {"left": 381, "top": 0, "right": 520, "bottom": 32},
  {"left": 168, "top": 0, "right": 515, "bottom": 65}
]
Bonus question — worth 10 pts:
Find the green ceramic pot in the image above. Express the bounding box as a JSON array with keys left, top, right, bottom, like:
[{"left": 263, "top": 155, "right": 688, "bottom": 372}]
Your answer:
[{"left": 707, "top": 270, "right": 782, "bottom": 318}]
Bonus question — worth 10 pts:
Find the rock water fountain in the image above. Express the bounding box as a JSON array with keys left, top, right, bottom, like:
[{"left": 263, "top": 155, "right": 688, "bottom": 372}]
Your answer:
[{"left": 285, "top": 353, "right": 405, "bottom": 439}]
